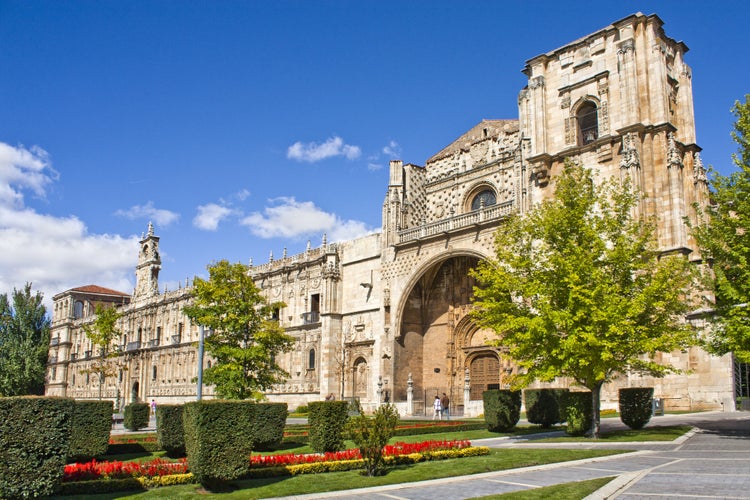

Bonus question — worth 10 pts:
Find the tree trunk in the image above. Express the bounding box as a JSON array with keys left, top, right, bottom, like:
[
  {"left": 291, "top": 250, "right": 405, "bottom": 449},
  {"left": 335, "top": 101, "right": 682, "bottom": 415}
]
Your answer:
[{"left": 589, "top": 381, "right": 603, "bottom": 438}]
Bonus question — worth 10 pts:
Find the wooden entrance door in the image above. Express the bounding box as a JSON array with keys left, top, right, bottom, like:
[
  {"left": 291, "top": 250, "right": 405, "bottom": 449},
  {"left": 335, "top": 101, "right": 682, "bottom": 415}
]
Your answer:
[{"left": 469, "top": 353, "right": 500, "bottom": 400}]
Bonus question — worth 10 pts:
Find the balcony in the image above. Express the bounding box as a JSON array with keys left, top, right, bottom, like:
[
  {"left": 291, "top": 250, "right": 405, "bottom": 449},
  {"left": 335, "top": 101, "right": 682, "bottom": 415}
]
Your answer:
[
  {"left": 147, "top": 339, "right": 160, "bottom": 348},
  {"left": 70, "top": 353, "right": 77, "bottom": 361},
  {"left": 302, "top": 311, "right": 320, "bottom": 324},
  {"left": 126, "top": 341, "right": 141, "bottom": 352},
  {"left": 48, "top": 356, "right": 58, "bottom": 364},
  {"left": 397, "top": 200, "right": 513, "bottom": 245},
  {"left": 84, "top": 351, "right": 92, "bottom": 359},
  {"left": 171, "top": 335, "right": 181, "bottom": 345},
  {"left": 50, "top": 337, "right": 60, "bottom": 346}
]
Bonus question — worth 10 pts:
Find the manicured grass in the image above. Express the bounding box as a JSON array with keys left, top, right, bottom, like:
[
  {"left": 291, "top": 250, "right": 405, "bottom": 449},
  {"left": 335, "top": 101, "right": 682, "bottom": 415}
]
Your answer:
[
  {"left": 533, "top": 425, "right": 692, "bottom": 443},
  {"left": 472, "top": 476, "right": 615, "bottom": 499},
  {"left": 53, "top": 449, "right": 626, "bottom": 499}
]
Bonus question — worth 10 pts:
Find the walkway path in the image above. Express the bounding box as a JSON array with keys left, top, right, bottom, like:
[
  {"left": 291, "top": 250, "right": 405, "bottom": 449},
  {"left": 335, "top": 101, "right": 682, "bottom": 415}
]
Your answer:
[{"left": 279, "top": 411, "right": 750, "bottom": 500}]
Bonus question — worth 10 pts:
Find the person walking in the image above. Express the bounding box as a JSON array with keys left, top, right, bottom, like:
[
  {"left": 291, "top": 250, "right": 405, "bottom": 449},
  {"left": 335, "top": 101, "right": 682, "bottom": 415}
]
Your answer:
[
  {"left": 440, "top": 392, "right": 450, "bottom": 420},
  {"left": 432, "top": 395, "right": 442, "bottom": 420}
]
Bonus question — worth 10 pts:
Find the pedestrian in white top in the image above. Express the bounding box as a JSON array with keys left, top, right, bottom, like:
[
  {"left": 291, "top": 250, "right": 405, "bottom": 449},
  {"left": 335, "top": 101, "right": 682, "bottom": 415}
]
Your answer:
[{"left": 433, "top": 395, "right": 442, "bottom": 420}]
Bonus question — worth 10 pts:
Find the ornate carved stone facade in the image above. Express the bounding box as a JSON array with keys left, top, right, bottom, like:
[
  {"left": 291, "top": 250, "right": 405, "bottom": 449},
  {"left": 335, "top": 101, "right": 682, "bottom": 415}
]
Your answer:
[{"left": 45, "top": 13, "right": 736, "bottom": 414}]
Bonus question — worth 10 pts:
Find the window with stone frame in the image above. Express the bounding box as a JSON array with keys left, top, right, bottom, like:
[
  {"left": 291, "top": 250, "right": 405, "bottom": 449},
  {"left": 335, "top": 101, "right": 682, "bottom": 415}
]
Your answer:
[{"left": 577, "top": 101, "right": 599, "bottom": 145}]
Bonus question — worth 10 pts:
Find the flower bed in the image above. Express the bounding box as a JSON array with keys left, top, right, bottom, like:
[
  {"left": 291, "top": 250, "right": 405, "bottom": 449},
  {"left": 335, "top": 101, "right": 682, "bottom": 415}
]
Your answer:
[
  {"left": 252, "top": 439, "right": 469, "bottom": 468},
  {"left": 64, "top": 458, "right": 189, "bottom": 482}
]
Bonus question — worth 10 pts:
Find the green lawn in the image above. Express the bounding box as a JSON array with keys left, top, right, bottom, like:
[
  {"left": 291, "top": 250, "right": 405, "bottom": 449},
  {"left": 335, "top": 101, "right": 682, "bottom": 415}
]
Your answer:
[
  {"left": 531, "top": 425, "right": 692, "bottom": 443},
  {"left": 472, "top": 476, "right": 615, "bottom": 499}
]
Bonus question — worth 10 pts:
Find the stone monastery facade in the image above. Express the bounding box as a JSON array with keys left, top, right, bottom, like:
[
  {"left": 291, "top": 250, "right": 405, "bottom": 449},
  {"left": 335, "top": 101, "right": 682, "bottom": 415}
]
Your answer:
[{"left": 45, "top": 13, "right": 738, "bottom": 415}]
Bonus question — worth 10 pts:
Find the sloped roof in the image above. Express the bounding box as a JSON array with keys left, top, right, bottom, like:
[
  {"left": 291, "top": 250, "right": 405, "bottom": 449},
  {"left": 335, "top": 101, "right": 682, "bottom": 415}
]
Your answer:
[
  {"left": 426, "top": 119, "right": 519, "bottom": 164},
  {"left": 70, "top": 285, "right": 130, "bottom": 297}
]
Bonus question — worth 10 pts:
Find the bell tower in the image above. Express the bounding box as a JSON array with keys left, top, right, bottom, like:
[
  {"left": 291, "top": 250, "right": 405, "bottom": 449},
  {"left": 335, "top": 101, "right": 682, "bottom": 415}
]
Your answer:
[{"left": 134, "top": 222, "right": 161, "bottom": 300}]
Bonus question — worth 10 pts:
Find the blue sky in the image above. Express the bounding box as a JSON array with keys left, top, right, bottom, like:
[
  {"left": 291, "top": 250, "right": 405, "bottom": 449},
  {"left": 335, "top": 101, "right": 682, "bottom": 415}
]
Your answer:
[{"left": 1, "top": 1, "right": 748, "bottom": 308}]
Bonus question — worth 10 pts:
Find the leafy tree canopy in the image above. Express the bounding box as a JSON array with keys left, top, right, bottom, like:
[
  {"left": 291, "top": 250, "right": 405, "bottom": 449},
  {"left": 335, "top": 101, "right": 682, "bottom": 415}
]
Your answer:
[
  {"left": 691, "top": 95, "right": 750, "bottom": 361},
  {"left": 0, "top": 283, "right": 50, "bottom": 396},
  {"left": 472, "top": 161, "right": 698, "bottom": 436},
  {"left": 81, "top": 303, "right": 123, "bottom": 399},
  {"left": 183, "top": 260, "right": 294, "bottom": 400}
]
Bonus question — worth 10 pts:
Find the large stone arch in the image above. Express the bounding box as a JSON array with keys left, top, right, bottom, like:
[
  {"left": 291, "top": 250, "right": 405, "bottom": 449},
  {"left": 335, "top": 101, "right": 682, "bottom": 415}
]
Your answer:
[{"left": 391, "top": 251, "right": 490, "bottom": 412}]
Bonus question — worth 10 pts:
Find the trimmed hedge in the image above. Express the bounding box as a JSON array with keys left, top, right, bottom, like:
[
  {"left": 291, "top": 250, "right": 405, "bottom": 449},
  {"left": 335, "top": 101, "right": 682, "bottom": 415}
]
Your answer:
[
  {"left": 69, "top": 400, "right": 113, "bottom": 461},
  {"left": 524, "top": 388, "right": 569, "bottom": 428},
  {"left": 123, "top": 402, "right": 150, "bottom": 431},
  {"left": 156, "top": 404, "right": 185, "bottom": 457},
  {"left": 308, "top": 401, "right": 349, "bottom": 452},
  {"left": 252, "top": 402, "right": 288, "bottom": 450},
  {"left": 619, "top": 387, "right": 654, "bottom": 430},
  {"left": 0, "top": 396, "right": 74, "bottom": 499},
  {"left": 482, "top": 390, "right": 521, "bottom": 432},
  {"left": 183, "top": 400, "right": 256, "bottom": 488},
  {"left": 565, "top": 391, "right": 593, "bottom": 436}
]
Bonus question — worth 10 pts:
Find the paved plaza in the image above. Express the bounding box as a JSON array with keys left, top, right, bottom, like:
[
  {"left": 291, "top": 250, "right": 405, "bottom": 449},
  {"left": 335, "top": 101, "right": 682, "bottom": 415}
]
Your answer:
[{"left": 280, "top": 411, "right": 750, "bottom": 500}]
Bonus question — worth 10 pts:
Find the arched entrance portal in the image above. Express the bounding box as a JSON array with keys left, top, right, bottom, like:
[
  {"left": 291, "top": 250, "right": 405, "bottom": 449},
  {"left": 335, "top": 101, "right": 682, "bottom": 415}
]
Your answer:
[
  {"left": 352, "top": 357, "right": 369, "bottom": 400},
  {"left": 393, "top": 255, "right": 504, "bottom": 415},
  {"left": 131, "top": 381, "right": 140, "bottom": 403}
]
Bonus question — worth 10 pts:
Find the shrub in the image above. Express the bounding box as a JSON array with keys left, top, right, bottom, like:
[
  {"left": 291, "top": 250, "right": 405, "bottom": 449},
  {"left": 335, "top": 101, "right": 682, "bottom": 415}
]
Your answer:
[
  {"left": 565, "top": 391, "right": 593, "bottom": 436},
  {"left": 183, "top": 400, "right": 256, "bottom": 490},
  {"left": 482, "top": 390, "right": 521, "bottom": 432},
  {"left": 123, "top": 402, "right": 150, "bottom": 431},
  {"left": 0, "top": 396, "right": 74, "bottom": 499},
  {"left": 69, "top": 400, "right": 113, "bottom": 461},
  {"left": 524, "top": 388, "right": 568, "bottom": 428},
  {"left": 346, "top": 403, "right": 400, "bottom": 476},
  {"left": 294, "top": 404, "right": 309, "bottom": 414},
  {"left": 308, "top": 401, "right": 349, "bottom": 452},
  {"left": 156, "top": 404, "right": 185, "bottom": 457},
  {"left": 252, "top": 402, "right": 287, "bottom": 451},
  {"left": 619, "top": 387, "right": 654, "bottom": 430}
]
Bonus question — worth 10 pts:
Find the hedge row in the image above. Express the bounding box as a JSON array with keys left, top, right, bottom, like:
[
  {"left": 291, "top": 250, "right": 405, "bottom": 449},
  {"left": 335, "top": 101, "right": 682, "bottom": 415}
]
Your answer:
[
  {"left": 0, "top": 396, "right": 74, "bottom": 499},
  {"left": 69, "top": 400, "right": 113, "bottom": 461},
  {"left": 482, "top": 390, "right": 522, "bottom": 432},
  {"left": 619, "top": 387, "right": 654, "bottom": 430},
  {"left": 124, "top": 402, "right": 150, "bottom": 431},
  {"left": 308, "top": 401, "right": 349, "bottom": 452}
]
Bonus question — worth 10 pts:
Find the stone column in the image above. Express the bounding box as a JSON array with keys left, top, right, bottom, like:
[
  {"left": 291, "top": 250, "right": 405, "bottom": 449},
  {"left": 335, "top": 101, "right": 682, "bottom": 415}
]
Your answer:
[
  {"left": 406, "top": 373, "right": 414, "bottom": 415},
  {"left": 377, "top": 375, "right": 383, "bottom": 407},
  {"left": 463, "top": 368, "right": 471, "bottom": 410}
]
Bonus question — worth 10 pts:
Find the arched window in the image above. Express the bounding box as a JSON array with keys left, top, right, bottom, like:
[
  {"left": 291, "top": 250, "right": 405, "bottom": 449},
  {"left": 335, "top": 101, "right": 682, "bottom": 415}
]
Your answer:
[
  {"left": 74, "top": 301, "right": 84, "bottom": 319},
  {"left": 470, "top": 190, "right": 496, "bottom": 211},
  {"left": 577, "top": 101, "right": 599, "bottom": 145},
  {"left": 308, "top": 349, "right": 316, "bottom": 370},
  {"left": 152, "top": 366, "right": 157, "bottom": 380}
]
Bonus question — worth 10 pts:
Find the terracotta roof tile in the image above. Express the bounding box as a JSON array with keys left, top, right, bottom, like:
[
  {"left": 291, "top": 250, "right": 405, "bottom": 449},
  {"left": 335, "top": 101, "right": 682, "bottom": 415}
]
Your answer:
[{"left": 70, "top": 285, "right": 130, "bottom": 297}]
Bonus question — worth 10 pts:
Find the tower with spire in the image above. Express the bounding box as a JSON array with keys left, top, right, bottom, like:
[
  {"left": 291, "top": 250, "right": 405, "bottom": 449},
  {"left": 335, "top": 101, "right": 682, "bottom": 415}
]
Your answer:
[{"left": 134, "top": 222, "right": 161, "bottom": 300}]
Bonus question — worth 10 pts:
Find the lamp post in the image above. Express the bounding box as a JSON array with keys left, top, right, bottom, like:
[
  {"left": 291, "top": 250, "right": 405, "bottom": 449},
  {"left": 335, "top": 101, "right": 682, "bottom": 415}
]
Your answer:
[{"left": 197, "top": 325, "right": 205, "bottom": 400}]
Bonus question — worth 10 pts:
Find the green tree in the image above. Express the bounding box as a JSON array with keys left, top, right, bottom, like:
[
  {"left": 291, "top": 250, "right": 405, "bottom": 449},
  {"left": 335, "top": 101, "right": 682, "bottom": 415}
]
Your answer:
[
  {"left": 81, "top": 304, "right": 123, "bottom": 400},
  {"left": 183, "top": 260, "right": 294, "bottom": 400},
  {"left": 472, "top": 161, "right": 697, "bottom": 437},
  {"left": 690, "top": 95, "right": 750, "bottom": 361},
  {"left": 346, "top": 402, "right": 400, "bottom": 476},
  {"left": 0, "top": 283, "right": 50, "bottom": 396}
]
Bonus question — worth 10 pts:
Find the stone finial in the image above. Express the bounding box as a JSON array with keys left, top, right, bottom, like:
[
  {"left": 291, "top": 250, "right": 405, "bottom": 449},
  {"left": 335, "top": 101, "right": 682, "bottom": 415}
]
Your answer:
[
  {"left": 693, "top": 152, "right": 708, "bottom": 184},
  {"left": 147, "top": 221, "right": 154, "bottom": 236},
  {"left": 269, "top": 250, "right": 274, "bottom": 262},
  {"left": 248, "top": 257, "right": 253, "bottom": 267},
  {"left": 306, "top": 240, "right": 311, "bottom": 253},
  {"left": 620, "top": 132, "right": 640, "bottom": 170},
  {"left": 667, "top": 132, "right": 683, "bottom": 169},
  {"left": 282, "top": 247, "right": 287, "bottom": 259},
  {"left": 322, "top": 233, "right": 327, "bottom": 248}
]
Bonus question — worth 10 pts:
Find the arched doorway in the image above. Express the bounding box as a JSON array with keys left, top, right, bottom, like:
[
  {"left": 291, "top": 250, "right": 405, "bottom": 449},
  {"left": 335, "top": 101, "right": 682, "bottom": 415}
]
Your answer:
[
  {"left": 393, "top": 255, "right": 481, "bottom": 409},
  {"left": 469, "top": 353, "right": 500, "bottom": 400},
  {"left": 131, "top": 381, "right": 139, "bottom": 403}
]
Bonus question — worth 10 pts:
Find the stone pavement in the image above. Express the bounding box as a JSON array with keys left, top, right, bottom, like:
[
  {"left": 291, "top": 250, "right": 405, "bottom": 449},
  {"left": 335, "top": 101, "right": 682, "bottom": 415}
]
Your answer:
[{"left": 278, "top": 411, "right": 750, "bottom": 500}]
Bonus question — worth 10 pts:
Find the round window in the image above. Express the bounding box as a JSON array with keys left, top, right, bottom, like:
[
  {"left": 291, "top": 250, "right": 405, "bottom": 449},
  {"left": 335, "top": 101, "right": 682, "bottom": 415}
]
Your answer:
[{"left": 471, "top": 190, "right": 496, "bottom": 210}]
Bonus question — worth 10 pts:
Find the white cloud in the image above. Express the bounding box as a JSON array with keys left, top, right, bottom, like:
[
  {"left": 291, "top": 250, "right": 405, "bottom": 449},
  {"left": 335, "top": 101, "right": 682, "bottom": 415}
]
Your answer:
[
  {"left": 367, "top": 162, "right": 384, "bottom": 171},
  {"left": 193, "top": 203, "right": 234, "bottom": 231},
  {"left": 0, "top": 143, "right": 57, "bottom": 208},
  {"left": 240, "top": 197, "right": 374, "bottom": 241},
  {"left": 115, "top": 201, "right": 180, "bottom": 227},
  {"left": 287, "top": 136, "right": 361, "bottom": 163},
  {"left": 382, "top": 140, "right": 401, "bottom": 158},
  {"left": 0, "top": 142, "right": 138, "bottom": 310}
]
